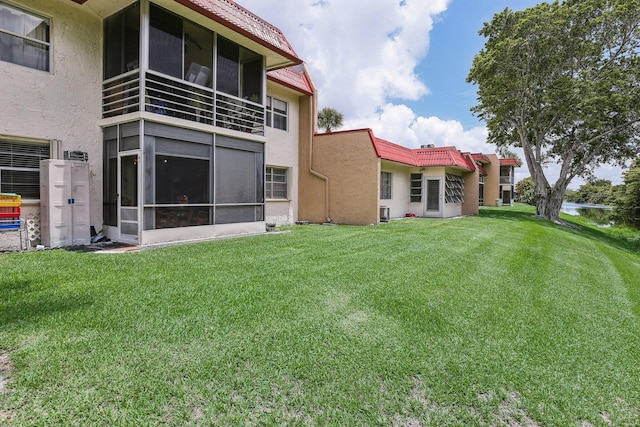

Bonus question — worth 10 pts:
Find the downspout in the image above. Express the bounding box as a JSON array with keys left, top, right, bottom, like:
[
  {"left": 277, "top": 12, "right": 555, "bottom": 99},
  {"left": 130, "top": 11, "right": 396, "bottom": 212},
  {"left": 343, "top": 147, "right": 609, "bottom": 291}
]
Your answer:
[
  {"left": 309, "top": 138, "right": 331, "bottom": 223},
  {"left": 303, "top": 65, "right": 331, "bottom": 223}
]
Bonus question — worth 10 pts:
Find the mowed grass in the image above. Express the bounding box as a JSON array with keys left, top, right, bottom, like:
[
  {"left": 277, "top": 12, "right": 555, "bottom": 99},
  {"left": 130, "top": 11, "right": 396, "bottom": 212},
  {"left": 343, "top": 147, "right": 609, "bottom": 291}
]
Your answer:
[{"left": 1, "top": 206, "right": 639, "bottom": 426}]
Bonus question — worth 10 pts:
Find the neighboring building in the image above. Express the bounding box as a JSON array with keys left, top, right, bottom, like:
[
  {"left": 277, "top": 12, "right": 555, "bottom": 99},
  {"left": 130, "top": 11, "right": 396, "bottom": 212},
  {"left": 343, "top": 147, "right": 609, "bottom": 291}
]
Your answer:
[
  {"left": 0, "top": 0, "right": 314, "bottom": 249},
  {"left": 298, "top": 129, "right": 518, "bottom": 225},
  {"left": 498, "top": 158, "right": 520, "bottom": 206}
]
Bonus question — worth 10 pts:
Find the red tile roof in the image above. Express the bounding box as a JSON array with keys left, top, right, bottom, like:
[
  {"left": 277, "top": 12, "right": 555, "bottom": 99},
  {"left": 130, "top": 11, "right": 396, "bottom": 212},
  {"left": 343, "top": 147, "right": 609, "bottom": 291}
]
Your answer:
[
  {"left": 471, "top": 153, "right": 492, "bottom": 164},
  {"left": 71, "top": 0, "right": 302, "bottom": 67},
  {"left": 371, "top": 137, "right": 476, "bottom": 171},
  {"left": 175, "top": 0, "right": 301, "bottom": 66},
  {"left": 414, "top": 147, "right": 476, "bottom": 171},
  {"left": 267, "top": 67, "right": 314, "bottom": 96},
  {"left": 462, "top": 152, "right": 480, "bottom": 171},
  {"left": 500, "top": 158, "right": 522, "bottom": 167},
  {"left": 373, "top": 138, "right": 417, "bottom": 166}
]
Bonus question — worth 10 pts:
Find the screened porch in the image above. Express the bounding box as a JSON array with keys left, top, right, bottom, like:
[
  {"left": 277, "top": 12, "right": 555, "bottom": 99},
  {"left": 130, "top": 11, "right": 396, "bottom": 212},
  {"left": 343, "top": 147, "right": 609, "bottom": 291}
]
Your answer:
[{"left": 101, "top": 2, "right": 266, "bottom": 135}]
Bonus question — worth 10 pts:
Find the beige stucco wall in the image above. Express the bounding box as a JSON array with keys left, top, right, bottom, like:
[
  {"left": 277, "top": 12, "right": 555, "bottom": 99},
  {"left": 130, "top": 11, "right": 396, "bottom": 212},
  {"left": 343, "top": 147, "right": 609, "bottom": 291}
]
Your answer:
[
  {"left": 380, "top": 160, "right": 413, "bottom": 220},
  {"left": 462, "top": 168, "right": 480, "bottom": 216},
  {"left": 483, "top": 154, "right": 501, "bottom": 206},
  {"left": 304, "top": 131, "right": 380, "bottom": 225},
  {"left": 264, "top": 82, "right": 301, "bottom": 225},
  {"left": 0, "top": 0, "right": 103, "bottom": 249}
]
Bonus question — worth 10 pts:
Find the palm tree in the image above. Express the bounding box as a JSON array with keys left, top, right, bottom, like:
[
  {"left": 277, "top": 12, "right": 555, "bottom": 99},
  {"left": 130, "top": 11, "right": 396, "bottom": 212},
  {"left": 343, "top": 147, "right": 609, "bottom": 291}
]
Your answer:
[{"left": 317, "top": 107, "right": 344, "bottom": 133}]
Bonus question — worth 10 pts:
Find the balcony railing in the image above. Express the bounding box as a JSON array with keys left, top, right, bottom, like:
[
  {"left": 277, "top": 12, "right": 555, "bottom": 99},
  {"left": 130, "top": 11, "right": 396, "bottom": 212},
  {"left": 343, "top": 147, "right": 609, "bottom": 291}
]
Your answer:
[
  {"left": 102, "top": 70, "right": 140, "bottom": 118},
  {"left": 215, "top": 93, "right": 265, "bottom": 134},
  {"left": 500, "top": 176, "right": 514, "bottom": 184},
  {"left": 144, "top": 71, "right": 214, "bottom": 125},
  {"left": 102, "top": 70, "right": 265, "bottom": 136}
]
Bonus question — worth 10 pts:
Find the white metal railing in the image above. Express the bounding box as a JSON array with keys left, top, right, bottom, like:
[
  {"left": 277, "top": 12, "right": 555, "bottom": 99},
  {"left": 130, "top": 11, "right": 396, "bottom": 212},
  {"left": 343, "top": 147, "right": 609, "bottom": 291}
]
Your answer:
[
  {"left": 102, "top": 70, "right": 140, "bottom": 117},
  {"left": 102, "top": 70, "right": 265, "bottom": 135},
  {"left": 215, "top": 93, "right": 265, "bottom": 135},
  {"left": 144, "top": 71, "right": 214, "bottom": 125},
  {"left": 500, "top": 176, "right": 514, "bottom": 184}
]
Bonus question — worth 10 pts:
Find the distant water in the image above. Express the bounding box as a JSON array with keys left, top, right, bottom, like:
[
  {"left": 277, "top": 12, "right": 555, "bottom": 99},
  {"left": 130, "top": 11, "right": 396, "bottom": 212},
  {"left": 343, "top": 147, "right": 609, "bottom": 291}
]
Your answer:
[
  {"left": 561, "top": 202, "right": 612, "bottom": 226},
  {"left": 561, "top": 202, "right": 612, "bottom": 215}
]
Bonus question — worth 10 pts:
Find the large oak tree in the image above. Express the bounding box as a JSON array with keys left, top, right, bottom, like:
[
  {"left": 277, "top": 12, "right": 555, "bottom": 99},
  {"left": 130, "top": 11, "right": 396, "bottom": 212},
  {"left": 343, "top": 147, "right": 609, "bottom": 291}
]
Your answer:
[{"left": 467, "top": 0, "right": 640, "bottom": 221}]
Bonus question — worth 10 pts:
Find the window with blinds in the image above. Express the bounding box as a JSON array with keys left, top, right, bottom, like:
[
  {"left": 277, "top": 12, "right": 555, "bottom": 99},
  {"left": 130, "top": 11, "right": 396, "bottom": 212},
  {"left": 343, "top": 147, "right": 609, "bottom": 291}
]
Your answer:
[{"left": 0, "top": 139, "right": 50, "bottom": 198}]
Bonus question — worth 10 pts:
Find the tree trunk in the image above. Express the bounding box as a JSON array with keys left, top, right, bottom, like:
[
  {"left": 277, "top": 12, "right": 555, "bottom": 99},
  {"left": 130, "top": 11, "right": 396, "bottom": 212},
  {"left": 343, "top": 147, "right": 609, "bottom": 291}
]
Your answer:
[
  {"left": 521, "top": 134, "right": 571, "bottom": 223},
  {"left": 530, "top": 166, "right": 567, "bottom": 222},
  {"left": 535, "top": 188, "right": 565, "bottom": 222}
]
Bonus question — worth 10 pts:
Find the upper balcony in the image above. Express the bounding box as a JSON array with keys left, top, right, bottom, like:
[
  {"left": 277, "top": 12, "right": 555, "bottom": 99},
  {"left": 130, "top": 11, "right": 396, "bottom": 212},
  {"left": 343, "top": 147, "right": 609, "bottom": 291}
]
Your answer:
[
  {"left": 100, "top": 1, "right": 302, "bottom": 136},
  {"left": 499, "top": 163, "right": 517, "bottom": 185},
  {"left": 103, "top": 69, "right": 265, "bottom": 135},
  {"left": 500, "top": 176, "right": 514, "bottom": 184}
]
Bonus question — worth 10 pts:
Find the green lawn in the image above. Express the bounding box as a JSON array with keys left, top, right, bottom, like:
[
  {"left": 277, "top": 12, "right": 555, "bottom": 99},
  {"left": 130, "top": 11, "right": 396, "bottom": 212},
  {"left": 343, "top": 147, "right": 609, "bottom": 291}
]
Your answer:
[{"left": 1, "top": 206, "right": 639, "bottom": 426}]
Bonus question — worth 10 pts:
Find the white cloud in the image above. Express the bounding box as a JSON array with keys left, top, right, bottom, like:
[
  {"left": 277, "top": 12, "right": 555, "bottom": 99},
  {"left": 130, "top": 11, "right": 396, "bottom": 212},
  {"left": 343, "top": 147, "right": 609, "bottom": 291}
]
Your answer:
[
  {"left": 236, "top": 0, "right": 449, "bottom": 117},
  {"left": 344, "top": 103, "right": 493, "bottom": 151}
]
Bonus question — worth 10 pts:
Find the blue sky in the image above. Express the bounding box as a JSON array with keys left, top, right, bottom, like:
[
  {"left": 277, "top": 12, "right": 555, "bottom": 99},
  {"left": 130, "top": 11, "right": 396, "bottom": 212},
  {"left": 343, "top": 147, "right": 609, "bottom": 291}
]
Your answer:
[
  {"left": 237, "top": 0, "right": 624, "bottom": 186},
  {"left": 409, "top": 0, "right": 541, "bottom": 129}
]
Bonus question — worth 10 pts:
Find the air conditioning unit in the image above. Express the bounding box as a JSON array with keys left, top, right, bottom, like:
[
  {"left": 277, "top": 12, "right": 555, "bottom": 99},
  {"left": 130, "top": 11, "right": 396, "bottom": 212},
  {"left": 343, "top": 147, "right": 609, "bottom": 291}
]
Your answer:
[
  {"left": 380, "top": 206, "right": 390, "bottom": 222},
  {"left": 63, "top": 150, "right": 88, "bottom": 162}
]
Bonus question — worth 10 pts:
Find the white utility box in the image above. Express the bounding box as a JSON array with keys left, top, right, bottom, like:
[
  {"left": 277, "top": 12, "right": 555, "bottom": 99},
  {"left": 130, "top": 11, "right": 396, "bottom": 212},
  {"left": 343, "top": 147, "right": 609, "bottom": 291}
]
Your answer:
[{"left": 40, "top": 159, "right": 91, "bottom": 247}]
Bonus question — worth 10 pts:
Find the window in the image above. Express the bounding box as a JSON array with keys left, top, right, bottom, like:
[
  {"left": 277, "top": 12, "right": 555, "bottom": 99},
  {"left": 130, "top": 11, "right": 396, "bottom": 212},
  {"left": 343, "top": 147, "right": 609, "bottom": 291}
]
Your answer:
[
  {"left": 266, "top": 167, "right": 287, "bottom": 199},
  {"left": 410, "top": 173, "right": 422, "bottom": 202},
  {"left": 445, "top": 173, "right": 464, "bottom": 203},
  {"left": 155, "top": 155, "right": 210, "bottom": 205},
  {"left": 0, "top": 2, "right": 50, "bottom": 71},
  {"left": 216, "top": 36, "right": 263, "bottom": 100},
  {"left": 148, "top": 4, "right": 213, "bottom": 86},
  {"left": 104, "top": 3, "right": 140, "bottom": 80},
  {"left": 266, "top": 96, "right": 288, "bottom": 130},
  {"left": 380, "top": 172, "right": 392, "bottom": 199},
  {"left": 0, "top": 138, "right": 50, "bottom": 198}
]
